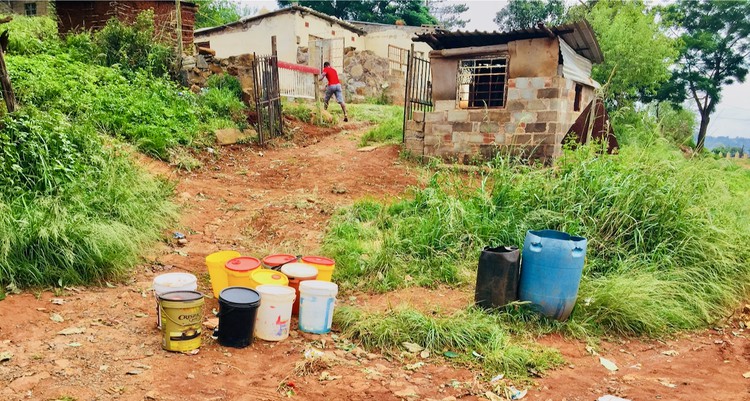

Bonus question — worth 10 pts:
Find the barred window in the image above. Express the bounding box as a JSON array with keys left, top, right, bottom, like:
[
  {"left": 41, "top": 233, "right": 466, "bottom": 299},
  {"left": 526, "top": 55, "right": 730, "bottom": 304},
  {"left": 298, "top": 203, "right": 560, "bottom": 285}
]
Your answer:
[
  {"left": 457, "top": 57, "right": 508, "bottom": 109},
  {"left": 24, "top": 2, "right": 37, "bottom": 16}
]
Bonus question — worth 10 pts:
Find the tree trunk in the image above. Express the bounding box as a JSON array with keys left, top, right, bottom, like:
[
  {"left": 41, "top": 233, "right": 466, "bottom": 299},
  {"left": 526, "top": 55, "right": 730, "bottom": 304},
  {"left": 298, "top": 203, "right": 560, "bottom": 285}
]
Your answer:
[{"left": 695, "top": 112, "right": 710, "bottom": 152}]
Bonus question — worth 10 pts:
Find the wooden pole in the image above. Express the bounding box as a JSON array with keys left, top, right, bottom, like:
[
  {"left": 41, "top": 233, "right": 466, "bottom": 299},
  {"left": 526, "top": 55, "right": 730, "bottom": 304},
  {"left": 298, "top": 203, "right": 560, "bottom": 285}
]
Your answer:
[
  {"left": 175, "top": 0, "right": 183, "bottom": 67},
  {"left": 0, "top": 28, "right": 16, "bottom": 113}
]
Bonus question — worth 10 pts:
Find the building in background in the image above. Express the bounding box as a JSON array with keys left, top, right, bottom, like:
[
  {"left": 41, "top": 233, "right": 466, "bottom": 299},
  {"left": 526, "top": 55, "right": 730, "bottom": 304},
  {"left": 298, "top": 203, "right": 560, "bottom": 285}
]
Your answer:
[
  {"left": 55, "top": 1, "right": 196, "bottom": 50},
  {"left": 0, "top": 1, "right": 51, "bottom": 16}
]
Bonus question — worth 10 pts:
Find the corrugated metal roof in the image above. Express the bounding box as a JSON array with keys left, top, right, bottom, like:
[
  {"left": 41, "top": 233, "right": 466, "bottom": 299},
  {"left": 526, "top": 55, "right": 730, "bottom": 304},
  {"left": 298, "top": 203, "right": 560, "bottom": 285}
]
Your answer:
[{"left": 414, "top": 20, "right": 603, "bottom": 64}]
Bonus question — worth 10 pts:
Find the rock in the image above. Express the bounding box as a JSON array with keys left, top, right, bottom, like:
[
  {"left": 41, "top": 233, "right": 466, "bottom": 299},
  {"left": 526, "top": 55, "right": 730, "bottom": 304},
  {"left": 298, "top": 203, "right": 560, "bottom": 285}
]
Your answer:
[
  {"left": 214, "top": 128, "right": 247, "bottom": 146},
  {"left": 196, "top": 55, "right": 209, "bottom": 69},
  {"left": 177, "top": 238, "right": 188, "bottom": 246},
  {"left": 209, "top": 64, "right": 224, "bottom": 74},
  {"left": 394, "top": 387, "right": 419, "bottom": 398},
  {"left": 145, "top": 390, "right": 158, "bottom": 400},
  {"left": 350, "top": 64, "right": 364, "bottom": 78},
  {"left": 9, "top": 372, "right": 50, "bottom": 392},
  {"left": 190, "top": 84, "right": 201, "bottom": 94},
  {"left": 197, "top": 46, "right": 216, "bottom": 56}
]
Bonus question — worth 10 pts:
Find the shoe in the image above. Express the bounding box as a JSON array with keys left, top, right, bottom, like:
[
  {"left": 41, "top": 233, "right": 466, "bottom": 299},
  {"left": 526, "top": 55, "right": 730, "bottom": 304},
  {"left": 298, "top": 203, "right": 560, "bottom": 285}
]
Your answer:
[{"left": 344, "top": 117, "right": 349, "bottom": 122}]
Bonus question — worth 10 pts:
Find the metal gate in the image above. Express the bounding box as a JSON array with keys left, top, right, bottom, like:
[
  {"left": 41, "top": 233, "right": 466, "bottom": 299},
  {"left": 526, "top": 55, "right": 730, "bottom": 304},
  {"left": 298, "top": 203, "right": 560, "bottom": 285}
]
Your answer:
[
  {"left": 309, "top": 37, "right": 344, "bottom": 71},
  {"left": 252, "top": 53, "right": 283, "bottom": 145},
  {"left": 403, "top": 48, "right": 433, "bottom": 141}
]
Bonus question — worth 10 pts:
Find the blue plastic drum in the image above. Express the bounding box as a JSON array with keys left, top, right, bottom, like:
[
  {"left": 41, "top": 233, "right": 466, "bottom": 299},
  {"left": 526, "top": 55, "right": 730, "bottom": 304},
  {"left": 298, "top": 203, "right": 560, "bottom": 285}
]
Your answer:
[{"left": 518, "top": 230, "right": 587, "bottom": 321}]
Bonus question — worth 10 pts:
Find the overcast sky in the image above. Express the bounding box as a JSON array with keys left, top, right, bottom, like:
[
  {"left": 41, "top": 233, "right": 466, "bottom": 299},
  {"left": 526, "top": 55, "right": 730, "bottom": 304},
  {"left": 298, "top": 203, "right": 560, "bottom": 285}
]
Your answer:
[{"left": 239, "top": 0, "right": 749, "bottom": 138}]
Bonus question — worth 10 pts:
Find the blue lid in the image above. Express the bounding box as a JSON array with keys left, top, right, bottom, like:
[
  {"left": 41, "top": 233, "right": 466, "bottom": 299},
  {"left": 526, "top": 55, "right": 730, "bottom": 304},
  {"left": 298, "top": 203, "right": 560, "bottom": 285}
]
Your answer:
[{"left": 219, "top": 287, "right": 261, "bottom": 307}]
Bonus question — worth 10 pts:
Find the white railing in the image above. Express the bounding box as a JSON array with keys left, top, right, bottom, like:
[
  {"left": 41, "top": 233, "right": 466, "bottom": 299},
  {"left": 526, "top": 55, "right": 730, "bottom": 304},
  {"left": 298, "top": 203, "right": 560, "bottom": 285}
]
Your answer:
[{"left": 278, "top": 61, "right": 318, "bottom": 99}]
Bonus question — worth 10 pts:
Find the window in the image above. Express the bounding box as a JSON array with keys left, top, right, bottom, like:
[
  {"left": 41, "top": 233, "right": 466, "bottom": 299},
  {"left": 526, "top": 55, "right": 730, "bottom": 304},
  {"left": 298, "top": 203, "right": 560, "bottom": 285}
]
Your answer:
[
  {"left": 573, "top": 83, "right": 583, "bottom": 111},
  {"left": 24, "top": 2, "right": 37, "bottom": 16},
  {"left": 457, "top": 56, "right": 508, "bottom": 108}
]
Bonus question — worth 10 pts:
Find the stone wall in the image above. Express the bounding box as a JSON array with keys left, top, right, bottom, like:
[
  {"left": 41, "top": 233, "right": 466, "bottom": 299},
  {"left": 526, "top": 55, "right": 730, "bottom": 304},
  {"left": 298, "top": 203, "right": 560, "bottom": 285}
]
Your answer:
[
  {"left": 405, "top": 76, "right": 595, "bottom": 163},
  {"left": 182, "top": 53, "right": 257, "bottom": 105},
  {"left": 343, "top": 49, "right": 405, "bottom": 104}
]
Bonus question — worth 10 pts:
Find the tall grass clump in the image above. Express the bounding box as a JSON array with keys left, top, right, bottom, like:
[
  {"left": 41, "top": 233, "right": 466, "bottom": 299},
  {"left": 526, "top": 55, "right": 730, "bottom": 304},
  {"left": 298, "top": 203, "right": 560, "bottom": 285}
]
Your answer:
[
  {"left": 324, "top": 129, "right": 750, "bottom": 335},
  {"left": 0, "top": 108, "right": 176, "bottom": 287},
  {"left": 335, "top": 305, "right": 564, "bottom": 377},
  {"left": 2, "top": 15, "right": 60, "bottom": 55},
  {"left": 354, "top": 104, "right": 403, "bottom": 146}
]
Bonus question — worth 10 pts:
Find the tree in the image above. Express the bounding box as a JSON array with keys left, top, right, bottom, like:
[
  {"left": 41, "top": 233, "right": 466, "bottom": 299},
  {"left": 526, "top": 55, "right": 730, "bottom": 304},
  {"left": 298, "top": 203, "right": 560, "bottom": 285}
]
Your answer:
[
  {"left": 494, "top": 0, "right": 566, "bottom": 31},
  {"left": 661, "top": 0, "right": 750, "bottom": 152},
  {"left": 426, "top": 0, "right": 470, "bottom": 29},
  {"left": 194, "top": 0, "right": 257, "bottom": 29},
  {"left": 277, "top": 1, "right": 437, "bottom": 26},
  {"left": 585, "top": 0, "right": 676, "bottom": 107}
]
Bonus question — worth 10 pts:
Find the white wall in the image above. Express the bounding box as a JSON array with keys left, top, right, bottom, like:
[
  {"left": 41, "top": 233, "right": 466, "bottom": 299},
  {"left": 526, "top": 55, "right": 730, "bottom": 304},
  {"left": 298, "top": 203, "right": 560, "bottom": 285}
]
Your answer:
[
  {"left": 294, "top": 13, "right": 365, "bottom": 50},
  {"left": 196, "top": 13, "right": 299, "bottom": 62},
  {"left": 363, "top": 28, "right": 431, "bottom": 60}
]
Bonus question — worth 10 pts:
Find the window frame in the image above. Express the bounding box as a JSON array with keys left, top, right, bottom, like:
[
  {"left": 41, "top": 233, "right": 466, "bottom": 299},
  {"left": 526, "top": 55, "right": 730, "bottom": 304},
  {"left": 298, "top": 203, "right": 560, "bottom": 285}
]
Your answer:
[
  {"left": 456, "top": 55, "right": 509, "bottom": 109},
  {"left": 24, "top": 2, "right": 37, "bottom": 16}
]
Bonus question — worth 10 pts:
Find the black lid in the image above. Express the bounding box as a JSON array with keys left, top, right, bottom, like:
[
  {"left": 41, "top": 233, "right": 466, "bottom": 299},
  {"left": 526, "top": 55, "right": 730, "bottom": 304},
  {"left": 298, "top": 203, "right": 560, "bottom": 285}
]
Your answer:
[
  {"left": 159, "top": 290, "right": 203, "bottom": 302},
  {"left": 219, "top": 287, "right": 261, "bottom": 307}
]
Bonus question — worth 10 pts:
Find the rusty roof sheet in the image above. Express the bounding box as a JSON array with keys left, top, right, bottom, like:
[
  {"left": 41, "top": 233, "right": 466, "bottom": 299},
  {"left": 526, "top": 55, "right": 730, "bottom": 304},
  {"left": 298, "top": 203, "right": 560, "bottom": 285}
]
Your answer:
[{"left": 414, "top": 20, "right": 603, "bottom": 64}]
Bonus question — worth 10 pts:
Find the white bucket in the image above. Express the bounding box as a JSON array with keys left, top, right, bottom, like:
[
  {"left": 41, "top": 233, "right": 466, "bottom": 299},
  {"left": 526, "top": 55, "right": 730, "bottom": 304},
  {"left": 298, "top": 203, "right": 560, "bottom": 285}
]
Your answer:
[
  {"left": 298, "top": 280, "right": 338, "bottom": 334},
  {"left": 153, "top": 273, "right": 198, "bottom": 328},
  {"left": 254, "top": 285, "right": 295, "bottom": 341}
]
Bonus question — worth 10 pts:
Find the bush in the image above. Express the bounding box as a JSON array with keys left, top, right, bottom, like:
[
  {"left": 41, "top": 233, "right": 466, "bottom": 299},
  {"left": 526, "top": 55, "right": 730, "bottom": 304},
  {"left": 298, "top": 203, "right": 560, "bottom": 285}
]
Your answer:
[
  {"left": 92, "top": 10, "right": 174, "bottom": 76},
  {"left": 0, "top": 108, "right": 176, "bottom": 287},
  {"left": 324, "top": 132, "right": 750, "bottom": 336},
  {"left": 198, "top": 87, "right": 247, "bottom": 125},
  {"left": 2, "top": 15, "right": 60, "bottom": 55},
  {"left": 205, "top": 73, "right": 243, "bottom": 100}
]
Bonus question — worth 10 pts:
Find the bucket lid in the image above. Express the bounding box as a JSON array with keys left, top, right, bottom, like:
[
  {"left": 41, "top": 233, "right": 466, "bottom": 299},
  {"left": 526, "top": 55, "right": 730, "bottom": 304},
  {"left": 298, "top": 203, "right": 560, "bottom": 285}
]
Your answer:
[
  {"left": 206, "top": 250, "right": 241, "bottom": 263},
  {"left": 300, "top": 256, "right": 335, "bottom": 266},
  {"left": 262, "top": 254, "right": 297, "bottom": 268},
  {"left": 225, "top": 256, "right": 261, "bottom": 272},
  {"left": 153, "top": 272, "right": 197, "bottom": 287},
  {"left": 256, "top": 284, "right": 295, "bottom": 297},
  {"left": 281, "top": 263, "right": 318, "bottom": 279},
  {"left": 299, "top": 280, "right": 338, "bottom": 296},
  {"left": 251, "top": 269, "right": 288, "bottom": 286},
  {"left": 219, "top": 287, "right": 261, "bottom": 307},
  {"left": 158, "top": 290, "right": 203, "bottom": 302}
]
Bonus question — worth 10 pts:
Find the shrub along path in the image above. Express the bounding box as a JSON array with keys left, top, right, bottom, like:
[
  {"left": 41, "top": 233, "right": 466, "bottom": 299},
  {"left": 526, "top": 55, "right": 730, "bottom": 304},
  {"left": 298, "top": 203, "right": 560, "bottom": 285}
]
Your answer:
[{"left": 0, "top": 122, "right": 747, "bottom": 401}]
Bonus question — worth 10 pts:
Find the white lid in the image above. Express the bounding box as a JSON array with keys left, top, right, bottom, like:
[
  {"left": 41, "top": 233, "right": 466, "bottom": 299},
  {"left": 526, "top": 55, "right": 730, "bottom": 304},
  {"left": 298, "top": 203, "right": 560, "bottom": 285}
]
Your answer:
[
  {"left": 281, "top": 263, "right": 318, "bottom": 278},
  {"left": 256, "top": 284, "right": 296, "bottom": 302},
  {"left": 299, "top": 280, "right": 338, "bottom": 296},
  {"left": 153, "top": 272, "right": 197, "bottom": 287}
]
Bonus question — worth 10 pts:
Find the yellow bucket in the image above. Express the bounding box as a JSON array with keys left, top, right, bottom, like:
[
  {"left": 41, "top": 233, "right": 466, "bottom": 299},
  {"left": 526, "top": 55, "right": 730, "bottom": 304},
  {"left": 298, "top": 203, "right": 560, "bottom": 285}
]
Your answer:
[
  {"left": 225, "top": 257, "right": 261, "bottom": 288},
  {"left": 300, "top": 256, "right": 335, "bottom": 282},
  {"left": 159, "top": 291, "right": 204, "bottom": 352},
  {"left": 250, "top": 269, "right": 289, "bottom": 288},
  {"left": 206, "top": 250, "right": 241, "bottom": 298}
]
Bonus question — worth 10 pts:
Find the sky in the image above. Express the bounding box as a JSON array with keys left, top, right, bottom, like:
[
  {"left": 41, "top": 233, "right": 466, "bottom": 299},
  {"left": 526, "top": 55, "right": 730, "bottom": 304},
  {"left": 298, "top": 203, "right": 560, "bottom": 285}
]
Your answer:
[{"left": 237, "top": 0, "right": 750, "bottom": 138}]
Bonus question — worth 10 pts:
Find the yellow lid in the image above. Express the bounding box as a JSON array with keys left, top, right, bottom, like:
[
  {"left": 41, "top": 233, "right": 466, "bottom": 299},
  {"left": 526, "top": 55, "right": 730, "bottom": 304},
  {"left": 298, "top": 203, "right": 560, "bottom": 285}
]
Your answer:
[{"left": 251, "top": 269, "right": 289, "bottom": 287}]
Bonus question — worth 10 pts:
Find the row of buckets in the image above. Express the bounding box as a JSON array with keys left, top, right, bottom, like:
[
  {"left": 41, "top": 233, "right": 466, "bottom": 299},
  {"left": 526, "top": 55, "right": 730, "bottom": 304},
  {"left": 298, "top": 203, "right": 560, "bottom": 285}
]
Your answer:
[
  {"left": 474, "top": 230, "right": 588, "bottom": 321},
  {"left": 153, "top": 252, "right": 340, "bottom": 352}
]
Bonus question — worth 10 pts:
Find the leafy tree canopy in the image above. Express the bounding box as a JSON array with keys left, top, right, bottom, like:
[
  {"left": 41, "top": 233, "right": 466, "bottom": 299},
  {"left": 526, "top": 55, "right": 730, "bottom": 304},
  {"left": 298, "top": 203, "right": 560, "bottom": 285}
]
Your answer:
[
  {"left": 585, "top": 0, "right": 676, "bottom": 107},
  {"left": 494, "top": 0, "right": 565, "bottom": 31},
  {"left": 195, "top": 0, "right": 256, "bottom": 29},
  {"left": 660, "top": 0, "right": 750, "bottom": 151},
  {"left": 426, "top": 0, "right": 470, "bottom": 30},
  {"left": 277, "top": 1, "right": 438, "bottom": 26}
]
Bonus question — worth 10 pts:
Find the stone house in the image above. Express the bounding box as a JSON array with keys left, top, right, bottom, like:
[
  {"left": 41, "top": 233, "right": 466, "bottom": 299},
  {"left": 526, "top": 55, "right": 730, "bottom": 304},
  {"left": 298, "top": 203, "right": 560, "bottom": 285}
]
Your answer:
[
  {"left": 405, "top": 20, "right": 605, "bottom": 162},
  {"left": 0, "top": 0, "right": 50, "bottom": 16},
  {"left": 55, "top": 1, "right": 197, "bottom": 50}
]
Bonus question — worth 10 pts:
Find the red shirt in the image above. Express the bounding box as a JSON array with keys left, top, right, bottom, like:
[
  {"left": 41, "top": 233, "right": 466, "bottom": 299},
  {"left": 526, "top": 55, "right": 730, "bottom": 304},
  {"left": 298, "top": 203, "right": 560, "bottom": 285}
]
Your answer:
[{"left": 322, "top": 66, "right": 340, "bottom": 85}]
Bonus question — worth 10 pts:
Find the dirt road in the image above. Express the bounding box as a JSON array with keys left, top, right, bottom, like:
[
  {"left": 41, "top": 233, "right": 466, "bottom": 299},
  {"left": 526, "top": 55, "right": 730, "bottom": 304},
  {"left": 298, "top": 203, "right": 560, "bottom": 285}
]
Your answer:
[{"left": 1, "top": 123, "right": 748, "bottom": 401}]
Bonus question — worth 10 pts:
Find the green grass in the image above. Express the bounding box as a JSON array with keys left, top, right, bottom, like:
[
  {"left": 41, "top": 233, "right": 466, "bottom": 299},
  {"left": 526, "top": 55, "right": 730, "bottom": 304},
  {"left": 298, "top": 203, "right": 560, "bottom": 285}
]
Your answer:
[
  {"left": 350, "top": 104, "right": 403, "bottom": 146},
  {"left": 335, "top": 305, "right": 564, "bottom": 377},
  {"left": 325, "top": 131, "right": 750, "bottom": 336},
  {"left": 0, "top": 108, "right": 177, "bottom": 287}
]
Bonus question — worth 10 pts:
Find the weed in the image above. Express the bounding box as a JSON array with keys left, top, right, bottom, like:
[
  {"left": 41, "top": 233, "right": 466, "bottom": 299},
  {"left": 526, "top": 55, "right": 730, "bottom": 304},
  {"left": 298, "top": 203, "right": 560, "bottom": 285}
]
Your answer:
[
  {"left": 356, "top": 105, "right": 403, "bottom": 146},
  {"left": 334, "top": 305, "right": 564, "bottom": 377},
  {"left": 206, "top": 73, "right": 243, "bottom": 100}
]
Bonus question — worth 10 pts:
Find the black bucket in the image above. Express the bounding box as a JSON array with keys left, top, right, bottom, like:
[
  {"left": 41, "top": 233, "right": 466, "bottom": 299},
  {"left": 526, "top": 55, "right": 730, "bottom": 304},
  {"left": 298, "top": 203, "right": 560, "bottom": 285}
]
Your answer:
[
  {"left": 217, "top": 287, "right": 261, "bottom": 348},
  {"left": 474, "top": 245, "right": 520, "bottom": 309}
]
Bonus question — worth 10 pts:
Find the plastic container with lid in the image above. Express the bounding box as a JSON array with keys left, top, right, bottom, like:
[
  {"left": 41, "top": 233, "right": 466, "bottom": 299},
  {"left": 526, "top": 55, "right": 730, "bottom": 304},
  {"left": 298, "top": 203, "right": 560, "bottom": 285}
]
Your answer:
[
  {"left": 261, "top": 254, "right": 298, "bottom": 270},
  {"left": 280, "top": 263, "right": 318, "bottom": 315},
  {"left": 224, "top": 257, "right": 261, "bottom": 288},
  {"left": 217, "top": 287, "right": 261, "bottom": 348},
  {"left": 300, "top": 256, "right": 335, "bottom": 282},
  {"left": 254, "top": 285, "right": 296, "bottom": 341},
  {"left": 249, "top": 269, "right": 289, "bottom": 288}
]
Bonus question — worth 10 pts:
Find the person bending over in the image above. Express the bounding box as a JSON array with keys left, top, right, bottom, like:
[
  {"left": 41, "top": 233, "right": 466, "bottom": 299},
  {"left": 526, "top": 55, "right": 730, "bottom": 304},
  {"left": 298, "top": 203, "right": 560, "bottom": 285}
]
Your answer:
[{"left": 319, "top": 61, "right": 349, "bottom": 122}]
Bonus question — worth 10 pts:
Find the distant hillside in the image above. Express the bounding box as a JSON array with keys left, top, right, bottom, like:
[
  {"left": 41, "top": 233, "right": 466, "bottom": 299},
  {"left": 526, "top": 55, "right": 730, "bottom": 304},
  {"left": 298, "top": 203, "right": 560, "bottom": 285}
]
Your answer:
[{"left": 704, "top": 136, "right": 750, "bottom": 150}]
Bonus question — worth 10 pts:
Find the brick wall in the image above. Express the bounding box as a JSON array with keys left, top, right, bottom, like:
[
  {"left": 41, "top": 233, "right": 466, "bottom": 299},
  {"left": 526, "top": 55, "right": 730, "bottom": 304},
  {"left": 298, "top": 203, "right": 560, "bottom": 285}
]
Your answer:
[{"left": 406, "top": 75, "right": 595, "bottom": 163}]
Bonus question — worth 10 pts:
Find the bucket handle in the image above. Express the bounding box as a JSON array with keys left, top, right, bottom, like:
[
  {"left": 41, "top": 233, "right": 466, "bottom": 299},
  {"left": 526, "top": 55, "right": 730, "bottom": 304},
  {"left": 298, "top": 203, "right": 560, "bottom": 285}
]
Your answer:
[
  {"left": 528, "top": 241, "right": 543, "bottom": 252},
  {"left": 269, "top": 255, "right": 303, "bottom": 271},
  {"left": 571, "top": 247, "right": 585, "bottom": 258}
]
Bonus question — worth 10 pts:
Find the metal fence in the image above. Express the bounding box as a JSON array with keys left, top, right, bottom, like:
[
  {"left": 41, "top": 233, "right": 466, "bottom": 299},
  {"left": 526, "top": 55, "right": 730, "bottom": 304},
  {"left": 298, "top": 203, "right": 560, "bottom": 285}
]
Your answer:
[
  {"left": 278, "top": 61, "right": 318, "bottom": 99},
  {"left": 403, "top": 49, "right": 433, "bottom": 141},
  {"left": 252, "top": 53, "right": 283, "bottom": 145}
]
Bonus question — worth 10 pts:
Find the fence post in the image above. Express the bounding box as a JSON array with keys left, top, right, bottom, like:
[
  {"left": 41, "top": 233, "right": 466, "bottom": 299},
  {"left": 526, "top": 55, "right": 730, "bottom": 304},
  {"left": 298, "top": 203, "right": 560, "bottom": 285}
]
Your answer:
[
  {"left": 402, "top": 44, "right": 414, "bottom": 143},
  {"left": 271, "top": 36, "right": 283, "bottom": 136}
]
